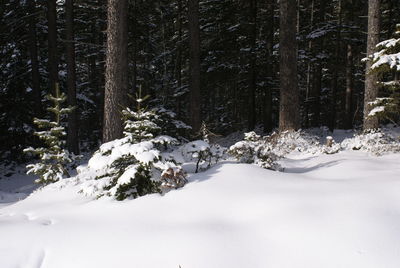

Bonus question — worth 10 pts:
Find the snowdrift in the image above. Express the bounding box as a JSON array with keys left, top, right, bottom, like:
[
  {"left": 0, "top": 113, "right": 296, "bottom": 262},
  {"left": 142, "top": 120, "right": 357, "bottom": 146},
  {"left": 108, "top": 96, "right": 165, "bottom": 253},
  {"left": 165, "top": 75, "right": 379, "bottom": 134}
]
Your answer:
[{"left": 1, "top": 151, "right": 400, "bottom": 268}]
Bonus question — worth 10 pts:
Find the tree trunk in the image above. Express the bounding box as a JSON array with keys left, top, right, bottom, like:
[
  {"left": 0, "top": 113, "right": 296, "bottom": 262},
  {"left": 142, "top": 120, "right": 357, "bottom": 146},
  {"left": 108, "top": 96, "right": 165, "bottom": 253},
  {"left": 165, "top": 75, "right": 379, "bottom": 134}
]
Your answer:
[
  {"left": 343, "top": 0, "right": 354, "bottom": 130},
  {"left": 263, "top": 0, "right": 274, "bottom": 133},
  {"left": 248, "top": 0, "right": 257, "bottom": 130},
  {"left": 103, "top": 0, "right": 129, "bottom": 143},
  {"left": 304, "top": 0, "right": 315, "bottom": 128},
  {"left": 345, "top": 43, "right": 354, "bottom": 129},
  {"left": 65, "top": 0, "right": 79, "bottom": 154},
  {"left": 309, "top": 0, "right": 326, "bottom": 128},
  {"left": 363, "top": 0, "right": 380, "bottom": 130},
  {"left": 176, "top": 0, "right": 183, "bottom": 118},
  {"left": 132, "top": 0, "right": 137, "bottom": 96},
  {"left": 47, "top": 0, "right": 58, "bottom": 96},
  {"left": 27, "top": 0, "right": 41, "bottom": 116},
  {"left": 188, "top": 0, "right": 201, "bottom": 133},
  {"left": 329, "top": 0, "right": 342, "bottom": 132},
  {"left": 279, "top": 0, "right": 300, "bottom": 131}
]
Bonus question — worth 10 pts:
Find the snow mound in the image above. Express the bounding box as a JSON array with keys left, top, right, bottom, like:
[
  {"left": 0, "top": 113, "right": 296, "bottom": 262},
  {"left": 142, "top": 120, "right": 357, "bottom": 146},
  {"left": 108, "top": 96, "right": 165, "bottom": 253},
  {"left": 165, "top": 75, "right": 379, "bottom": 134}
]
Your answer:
[{"left": 2, "top": 152, "right": 400, "bottom": 268}]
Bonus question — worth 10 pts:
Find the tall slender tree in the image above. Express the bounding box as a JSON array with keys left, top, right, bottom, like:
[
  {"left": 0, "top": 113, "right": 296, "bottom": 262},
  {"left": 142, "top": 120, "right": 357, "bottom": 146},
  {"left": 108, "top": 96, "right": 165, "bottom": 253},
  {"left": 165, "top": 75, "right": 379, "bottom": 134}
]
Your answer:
[
  {"left": 248, "top": 0, "right": 257, "bottom": 130},
  {"left": 27, "top": 0, "right": 41, "bottom": 116},
  {"left": 279, "top": 0, "right": 300, "bottom": 131},
  {"left": 65, "top": 0, "right": 79, "bottom": 154},
  {"left": 309, "top": 0, "right": 326, "bottom": 128},
  {"left": 188, "top": 0, "right": 201, "bottom": 133},
  {"left": 263, "top": 0, "right": 275, "bottom": 133},
  {"left": 103, "top": 0, "right": 129, "bottom": 143},
  {"left": 363, "top": 0, "right": 381, "bottom": 130},
  {"left": 47, "top": 0, "right": 58, "bottom": 96},
  {"left": 344, "top": 0, "right": 355, "bottom": 129},
  {"left": 176, "top": 0, "right": 183, "bottom": 118},
  {"left": 329, "top": 0, "right": 342, "bottom": 132}
]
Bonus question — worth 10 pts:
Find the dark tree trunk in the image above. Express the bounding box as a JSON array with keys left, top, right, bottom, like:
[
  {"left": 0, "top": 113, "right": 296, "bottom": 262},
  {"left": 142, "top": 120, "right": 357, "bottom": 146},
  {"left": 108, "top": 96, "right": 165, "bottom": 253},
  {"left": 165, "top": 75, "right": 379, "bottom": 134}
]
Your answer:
[
  {"left": 363, "top": 0, "right": 380, "bottom": 130},
  {"left": 65, "top": 0, "right": 79, "bottom": 154},
  {"left": 27, "top": 0, "right": 41, "bottom": 116},
  {"left": 248, "top": 0, "right": 257, "bottom": 131},
  {"left": 188, "top": 0, "right": 201, "bottom": 133},
  {"left": 47, "top": 0, "right": 58, "bottom": 96},
  {"left": 345, "top": 43, "right": 354, "bottom": 129},
  {"left": 263, "top": 0, "right": 274, "bottom": 133},
  {"left": 344, "top": 0, "right": 355, "bottom": 129},
  {"left": 176, "top": 0, "right": 183, "bottom": 118},
  {"left": 309, "top": 0, "right": 326, "bottom": 128},
  {"left": 132, "top": 0, "right": 137, "bottom": 96},
  {"left": 103, "top": 0, "right": 129, "bottom": 143},
  {"left": 329, "top": 0, "right": 342, "bottom": 132},
  {"left": 304, "top": 0, "right": 315, "bottom": 128},
  {"left": 279, "top": 0, "right": 300, "bottom": 131}
]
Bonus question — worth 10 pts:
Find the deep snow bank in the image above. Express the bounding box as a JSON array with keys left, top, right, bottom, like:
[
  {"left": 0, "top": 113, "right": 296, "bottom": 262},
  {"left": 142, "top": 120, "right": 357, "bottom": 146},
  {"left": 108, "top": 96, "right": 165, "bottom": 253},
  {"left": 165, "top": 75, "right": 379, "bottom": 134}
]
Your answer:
[{"left": 1, "top": 151, "right": 400, "bottom": 268}]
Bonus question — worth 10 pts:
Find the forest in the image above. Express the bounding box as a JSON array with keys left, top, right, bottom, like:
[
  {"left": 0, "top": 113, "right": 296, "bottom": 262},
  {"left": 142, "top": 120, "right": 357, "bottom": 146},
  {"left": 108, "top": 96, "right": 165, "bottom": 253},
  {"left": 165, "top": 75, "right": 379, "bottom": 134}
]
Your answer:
[
  {"left": 1, "top": 0, "right": 399, "bottom": 161},
  {"left": 1, "top": 0, "right": 400, "bottom": 267}
]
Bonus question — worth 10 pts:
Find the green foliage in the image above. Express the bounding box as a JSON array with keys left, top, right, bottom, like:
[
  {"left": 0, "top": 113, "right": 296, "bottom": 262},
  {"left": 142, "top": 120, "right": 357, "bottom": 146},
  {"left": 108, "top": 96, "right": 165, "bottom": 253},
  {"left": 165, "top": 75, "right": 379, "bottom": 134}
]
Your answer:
[
  {"left": 368, "top": 25, "right": 400, "bottom": 123},
  {"left": 86, "top": 94, "right": 185, "bottom": 200},
  {"left": 109, "top": 164, "right": 161, "bottom": 201},
  {"left": 23, "top": 84, "right": 76, "bottom": 185}
]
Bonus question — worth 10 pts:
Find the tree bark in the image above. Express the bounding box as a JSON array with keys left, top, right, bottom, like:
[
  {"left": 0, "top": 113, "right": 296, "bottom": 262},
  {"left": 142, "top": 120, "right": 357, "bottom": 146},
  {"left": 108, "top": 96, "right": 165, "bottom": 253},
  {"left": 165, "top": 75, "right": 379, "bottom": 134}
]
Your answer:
[
  {"left": 188, "top": 0, "right": 201, "bottom": 133},
  {"left": 329, "top": 0, "right": 342, "bottom": 132},
  {"left": 65, "top": 0, "right": 79, "bottom": 154},
  {"left": 363, "top": 0, "right": 380, "bottom": 130},
  {"left": 47, "top": 0, "right": 58, "bottom": 96},
  {"left": 103, "top": 0, "right": 129, "bottom": 143},
  {"left": 344, "top": 0, "right": 355, "bottom": 129},
  {"left": 132, "top": 0, "right": 137, "bottom": 96},
  {"left": 279, "top": 0, "right": 300, "bottom": 131},
  {"left": 176, "top": 0, "right": 183, "bottom": 118},
  {"left": 304, "top": 0, "right": 315, "bottom": 128},
  {"left": 248, "top": 0, "right": 257, "bottom": 130},
  {"left": 345, "top": 43, "right": 354, "bottom": 129},
  {"left": 263, "top": 0, "right": 274, "bottom": 133},
  {"left": 27, "top": 0, "right": 41, "bottom": 116},
  {"left": 309, "top": 0, "right": 326, "bottom": 128}
]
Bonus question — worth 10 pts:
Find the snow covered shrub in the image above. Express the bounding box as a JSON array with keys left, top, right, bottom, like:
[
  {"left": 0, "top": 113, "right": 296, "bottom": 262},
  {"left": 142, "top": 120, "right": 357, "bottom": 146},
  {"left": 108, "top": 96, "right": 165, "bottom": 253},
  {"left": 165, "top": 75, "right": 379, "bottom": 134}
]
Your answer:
[
  {"left": 322, "top": 136, "right": 341, "bottom": 155},
  {"left": 268, "top": 130, "right": 321, "bottom": 156},
  {"left": 229, "top": 132, "right": 282, "bottom": 171},
  {"left": 178, "top": 140, "right": 226, "bottom": 173},
  {"left": 23, "top": 84, "right": 78, "bottom": 185},
  {"left": 341, "top": 129, "right": 400, "bottom": 156},
  {"left": 161, "top": 166, "right": 187, "bottom": 188},
  {"left": 78, "top": 98, "right": 189, "bottom": 200}
]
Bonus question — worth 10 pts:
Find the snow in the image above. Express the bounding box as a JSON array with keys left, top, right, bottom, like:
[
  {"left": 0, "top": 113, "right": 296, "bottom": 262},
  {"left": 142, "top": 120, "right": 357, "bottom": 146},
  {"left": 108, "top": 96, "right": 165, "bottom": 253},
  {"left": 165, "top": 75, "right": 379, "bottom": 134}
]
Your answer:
[
  {"left": 371, "top": 52, "right": 400, "bottom": 71},
  {"left": 368, "top": 105, "right": 385, "bottom": 116},
  {"left": 1, "top": 148, "right": 400, "bottom": 267}
]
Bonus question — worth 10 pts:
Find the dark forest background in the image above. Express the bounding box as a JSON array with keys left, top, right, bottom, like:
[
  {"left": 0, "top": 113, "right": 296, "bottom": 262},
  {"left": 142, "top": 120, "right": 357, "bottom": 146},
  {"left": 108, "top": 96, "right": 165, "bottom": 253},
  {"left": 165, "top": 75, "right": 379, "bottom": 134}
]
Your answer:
[{"left": 1, "top": 0, "right": 399, "bottom": 163}]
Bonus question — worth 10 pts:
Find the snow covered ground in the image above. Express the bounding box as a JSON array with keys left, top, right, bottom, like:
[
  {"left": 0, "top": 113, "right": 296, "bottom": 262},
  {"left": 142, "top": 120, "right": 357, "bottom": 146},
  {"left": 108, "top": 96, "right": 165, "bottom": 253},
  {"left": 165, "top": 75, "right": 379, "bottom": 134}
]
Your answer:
[
  {"left": 1, "top": 150, "right": 400, "bottom": 268},
  {"left": 0, "top": 167, "right": 37, "bottom": 210}
]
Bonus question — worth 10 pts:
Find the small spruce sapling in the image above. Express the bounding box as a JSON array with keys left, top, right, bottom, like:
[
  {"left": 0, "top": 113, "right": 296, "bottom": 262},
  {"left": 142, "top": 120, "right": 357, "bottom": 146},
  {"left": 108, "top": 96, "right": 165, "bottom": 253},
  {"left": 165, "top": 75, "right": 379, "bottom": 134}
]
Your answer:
[
  {"left": 24, "top": 84, "right": 77, "bottom": 185},
  {"left": 85, "top": 88, "right": 187, "bottom": 199}
]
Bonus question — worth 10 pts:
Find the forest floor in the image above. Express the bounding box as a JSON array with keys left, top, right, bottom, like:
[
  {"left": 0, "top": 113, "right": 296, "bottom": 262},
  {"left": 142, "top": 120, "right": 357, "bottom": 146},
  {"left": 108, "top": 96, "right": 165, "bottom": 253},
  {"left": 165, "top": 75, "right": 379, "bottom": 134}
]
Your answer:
[{"left": 1, "top": 134, "right": 400, "bottom": 268}]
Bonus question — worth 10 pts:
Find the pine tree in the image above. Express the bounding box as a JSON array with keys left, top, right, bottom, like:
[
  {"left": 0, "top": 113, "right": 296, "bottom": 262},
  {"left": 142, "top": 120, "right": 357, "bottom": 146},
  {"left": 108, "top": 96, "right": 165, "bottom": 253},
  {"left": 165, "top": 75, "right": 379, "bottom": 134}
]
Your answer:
[
  {"left": 122, "top": 88, "right": 160, "bottom": 143},
  {"left": 367, "top": 24, "right": 400, "bottom": 122},
  {"left": 85, "top": 91, "right": 188, "bottom": 200},
  {"left": 24, "top": 84, "right": 76, "bottom": 185}
]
